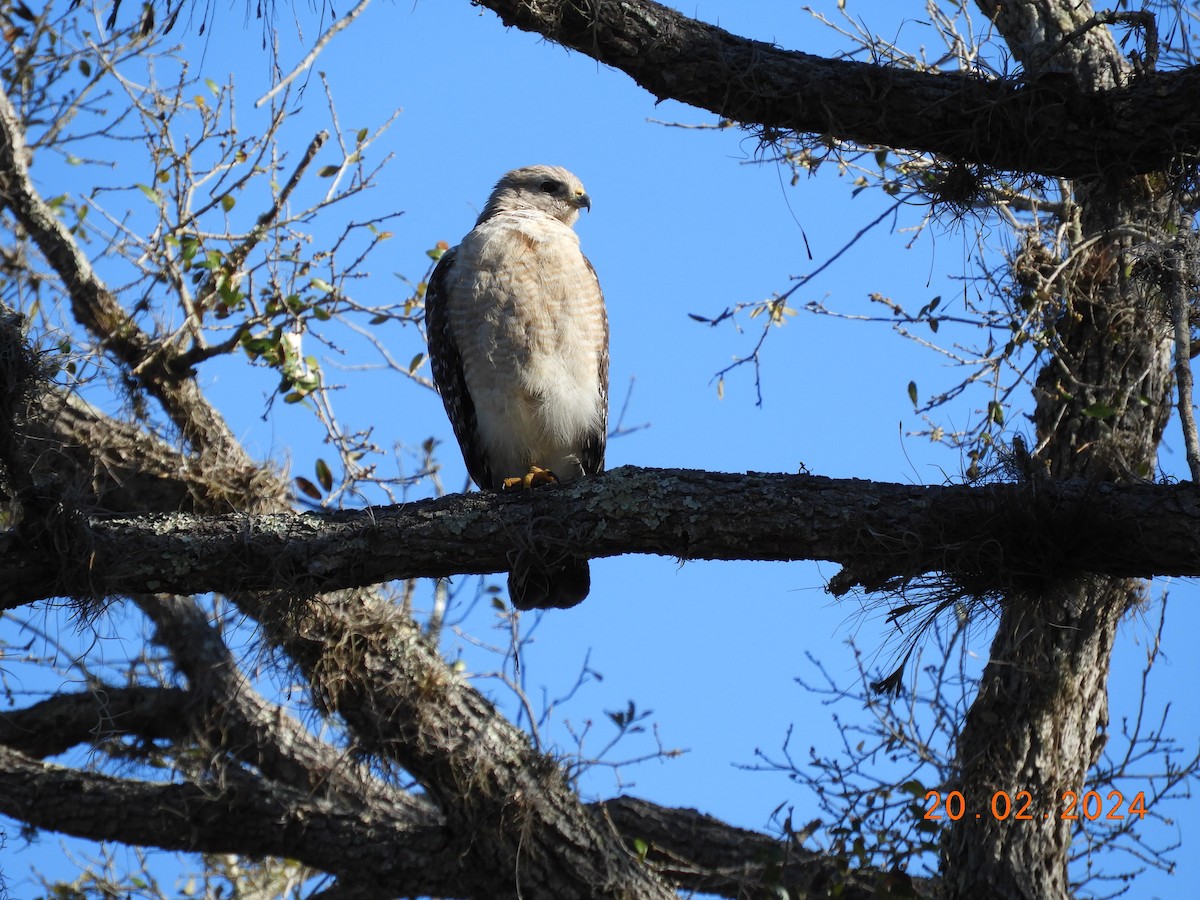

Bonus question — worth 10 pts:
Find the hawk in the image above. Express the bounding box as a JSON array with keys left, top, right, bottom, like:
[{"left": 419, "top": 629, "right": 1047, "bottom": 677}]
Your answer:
[{"left": 425, "top": 165, "right": 609, "bottom": 609}]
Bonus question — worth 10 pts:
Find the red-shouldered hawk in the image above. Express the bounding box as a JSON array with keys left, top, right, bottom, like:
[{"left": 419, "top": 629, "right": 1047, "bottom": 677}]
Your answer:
[{"left": 425, "top": 165, "right": 609, "bottom": 609}]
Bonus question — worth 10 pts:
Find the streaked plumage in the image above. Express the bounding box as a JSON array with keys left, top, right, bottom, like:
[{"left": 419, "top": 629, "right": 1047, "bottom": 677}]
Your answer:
[{"left": 425, "top": 165, "right": 608, "bottom": 609}]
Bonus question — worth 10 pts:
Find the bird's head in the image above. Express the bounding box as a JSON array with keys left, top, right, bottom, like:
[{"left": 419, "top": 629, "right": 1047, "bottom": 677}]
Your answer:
[{"left": 480, "top": 165, "right": 591, "bottom": 226}]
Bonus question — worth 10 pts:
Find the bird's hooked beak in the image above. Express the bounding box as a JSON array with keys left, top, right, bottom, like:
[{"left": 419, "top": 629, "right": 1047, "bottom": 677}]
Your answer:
[{"left": 574, "top": 191, "right": 592, "bottom": 213}]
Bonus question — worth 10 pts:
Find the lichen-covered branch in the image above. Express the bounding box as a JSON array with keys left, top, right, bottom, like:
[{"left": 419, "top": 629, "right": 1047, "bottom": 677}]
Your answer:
[
  {"left": 471, "top": 0, "right": 1200, "bottom": 178},
  {"left": 0, "top": 87, "right": 285, "bottom": 511},
  {"left": 0, "top": 744, "right": 452, "bottom": 894},
  {"left": 2, "top": 466, "right": 1199, "bottom": 608}
]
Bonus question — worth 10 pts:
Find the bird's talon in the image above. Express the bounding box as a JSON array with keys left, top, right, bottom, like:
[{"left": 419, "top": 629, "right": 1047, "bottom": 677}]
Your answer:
[{"left": 503, "top": 466, "right": 559, "bottom": 490}]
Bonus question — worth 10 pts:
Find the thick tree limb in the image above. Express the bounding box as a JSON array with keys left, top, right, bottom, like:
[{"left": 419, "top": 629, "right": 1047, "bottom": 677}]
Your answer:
[
  {"left": 0, "top": 90, "right": 286, "bottom": 513},
  {"left": 472, "top": 0, "right": 1200, "bottom": 178},
  {"left": 0, "top": 686, "right": 191, "bottom": 758},
  {"left": 138, "top": 593, "right": 434, "bottom": 818},
  {"left": 936, "top": 4, "right": 1178, "bottom": 899},
  {"left": 600, "top": 796, "right": 930, "bottom": 898},
  {"left": 0, "top": 726, "right": 914, "bottom": 899},
  {"left": 2, "top": 466, "right": 1197, "bottom": 608},
  {"left": 1, "top": 610, "right": 928, "bottom": 898},
  {"left": 0, "top": 744, "right": 452, "bottom": 895},
  {"left": 0, "top": 315, "right": 676, "bottom": 900}
]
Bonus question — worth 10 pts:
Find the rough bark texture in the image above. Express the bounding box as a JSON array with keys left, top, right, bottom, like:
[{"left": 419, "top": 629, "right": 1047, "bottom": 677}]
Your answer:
[
  {"left": 600, "top": 796, "right": 931, "bottom": 898},
  {"left": 938, "top": 3, "right": 1186, "bottom": 898},
  {"left": 0, "top": 74, "right": 678, "bottom": 900},
  {"left": 1, "top": 1, "right": 1194, "bottom": 898},
  {"left": 4, "top": 468, "right": 1200, "bottom": 608},
  {"left": 473, "top": 0, "right": 1200, "bottom": 178}
]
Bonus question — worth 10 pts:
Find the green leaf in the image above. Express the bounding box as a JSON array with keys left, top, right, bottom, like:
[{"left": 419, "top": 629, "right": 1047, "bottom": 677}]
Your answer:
[
  {"left": 1083, "top": 402, "right": 1116, "bottom": 420},
  {"left": 633, "top": 838, "right": 649, "bottom": 862},
  {"left": 988, "top": 401, "right": 1005, "bottom": 425},
  {"left": 315, "top": 458, "right": 333, "bottom": 492},
  {"left": 205, "top": 77, "right": 221, "bottom": 96},
  {"left": 317, "top": 164, "right": 340, "bottom": 178},
  {"left": 199, "top": 249, "right": 225, "bottom": 270},
  {"left": 907, "top": 380, "right": 918, "bottom": 406},
  {"left": 136, "top": 183, "right": 161, "bottom": 204},
  {"left": 220, "top": 194, "right": 236, "bottom": 212},
  {"left": 900, "top": 780, "right": 926, "bottom": 797},
  {"left": 311, "top": 277, "right": 335, "bottom": 294},
  {"left": 356, "top": 127, "right": 369, "bottom": 143}
]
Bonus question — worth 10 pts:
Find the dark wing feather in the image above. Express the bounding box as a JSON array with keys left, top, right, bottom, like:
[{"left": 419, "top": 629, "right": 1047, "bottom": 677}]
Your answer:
[
  {"left": 424, "top": 248, "right": 495, "bottom": 489},
  {"left": 579, "top": 254, "right": 608, "bottom": 476}
]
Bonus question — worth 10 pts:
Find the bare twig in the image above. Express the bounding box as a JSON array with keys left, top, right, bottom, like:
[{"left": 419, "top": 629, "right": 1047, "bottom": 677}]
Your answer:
[{"left": 255, "top": 0, "right": 374, "bottom": 108}]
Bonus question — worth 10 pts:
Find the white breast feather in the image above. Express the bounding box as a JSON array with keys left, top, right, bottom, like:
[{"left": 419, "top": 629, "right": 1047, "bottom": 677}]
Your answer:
[{"left": 446, "top": 211, "right": 605, "bottom": 483}]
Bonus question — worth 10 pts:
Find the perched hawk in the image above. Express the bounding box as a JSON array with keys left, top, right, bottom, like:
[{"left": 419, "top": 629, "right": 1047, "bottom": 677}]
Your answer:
[{"left": 425, "top": 165, "right": 609, "bottom": 609}]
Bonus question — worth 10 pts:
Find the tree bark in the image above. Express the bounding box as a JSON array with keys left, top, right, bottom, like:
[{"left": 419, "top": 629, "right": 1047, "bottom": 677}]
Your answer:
[
  {"left": 471, "top": 0, "right": 1200, "bottom": 179},
  {"left": 4, "top": 467, "right": 1200, "bottom": 608},
  {"left": 2, "top": 2, "right": 1194, "bottom": 897},
  {"left": 938, "top": 3, "right": 1185, "bottom": 898},
  {"left": 0, "top": 72, "right": 679, "bottom": 898}
]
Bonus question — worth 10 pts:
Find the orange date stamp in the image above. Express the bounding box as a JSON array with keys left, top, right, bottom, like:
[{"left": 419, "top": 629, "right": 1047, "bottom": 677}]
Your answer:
[{"left": 923, "top": 789, "right": 1147, "bottom": 822}]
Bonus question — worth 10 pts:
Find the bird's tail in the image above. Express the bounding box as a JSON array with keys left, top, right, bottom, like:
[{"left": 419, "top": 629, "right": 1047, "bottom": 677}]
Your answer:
[{"left": 509, "top": 557, "right": 590, "bottom": 610}]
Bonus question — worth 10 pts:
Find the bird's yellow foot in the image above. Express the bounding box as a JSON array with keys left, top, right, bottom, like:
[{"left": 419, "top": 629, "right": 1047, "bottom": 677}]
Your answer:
[{"left": 502, "top": 466, "right": 559, "bottom": 490}]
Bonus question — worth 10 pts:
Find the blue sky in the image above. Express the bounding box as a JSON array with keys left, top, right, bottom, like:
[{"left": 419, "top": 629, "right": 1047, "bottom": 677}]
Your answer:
[{"left": 2, "top": 1, "right": 1197, "bottom": 897}]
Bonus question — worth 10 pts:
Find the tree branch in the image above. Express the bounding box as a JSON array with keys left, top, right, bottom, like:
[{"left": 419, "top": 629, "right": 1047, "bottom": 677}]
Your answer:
[
  {"left": 598, "top": 796, "right": 930, "bottom": 898},
  {"left": 0, "top": 744, "right": 451, "bottom": 894},
  {"left": 1167, "top": 237, "right": 1200, "bottom": 484},
  {"left": 138, "top": 592, "right": 433, "bottom": 819},
  {"left": 0, "top": 89, "right": 286, "bottom": 512},
  {"left": 0, "top": 727, "right": 918, "bottom": 899},
  {"left": 471, "top": 0, "right": 1200, "bottom": 178},
  {"left": 0, "top": 298, "right": 676, "bottom": 898},
  {"left": 0, "top": 686, "right": 191, "bottom": 758},
  {"left": 3, "top": 466, "right": 1200, "bottom": 608}
]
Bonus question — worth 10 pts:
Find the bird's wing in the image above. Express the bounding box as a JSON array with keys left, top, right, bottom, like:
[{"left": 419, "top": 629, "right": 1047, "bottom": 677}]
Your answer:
[
  {"left": 424, "top": 247, "right": 495, "bottom": 489},
  {"left": 579, "top": 253, "right": 608, "bottom": 476}
]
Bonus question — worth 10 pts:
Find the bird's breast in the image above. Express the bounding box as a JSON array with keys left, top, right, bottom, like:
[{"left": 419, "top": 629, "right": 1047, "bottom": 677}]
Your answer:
[{"left": 446, "top": 214, "right": 607, "bottom": 480}]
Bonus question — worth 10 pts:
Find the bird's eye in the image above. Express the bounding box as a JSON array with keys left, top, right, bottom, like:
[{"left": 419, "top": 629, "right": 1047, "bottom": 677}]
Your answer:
[{"left": 539, "top": 179, "right": 561, "bottom": 194}]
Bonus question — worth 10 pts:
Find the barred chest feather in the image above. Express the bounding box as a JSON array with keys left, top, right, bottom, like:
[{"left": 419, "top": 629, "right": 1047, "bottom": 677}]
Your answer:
[{"left": 444, "top": 210, "right": 608, "bottom": 485}]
